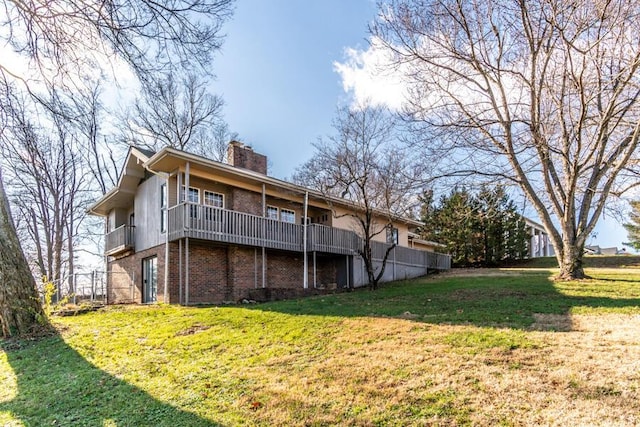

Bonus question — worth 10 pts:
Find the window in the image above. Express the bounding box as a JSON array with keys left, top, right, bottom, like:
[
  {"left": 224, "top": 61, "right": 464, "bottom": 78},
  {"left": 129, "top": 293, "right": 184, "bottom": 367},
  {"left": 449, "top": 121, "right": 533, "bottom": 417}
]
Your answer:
[
  {"left": 267, "top": 206, "right": 279, "bottom": 220},
  {"left": 160, "top": 183, "right": 167, "bottom": 233},
  {"left": 203, "top": 191, "right": 223, "bottom": 221},
  {"left": 204, "top": 191, "right": 224, "bottom": 208},
  {"left": 180, "top": 186, "right": 200, "bottom": 218},
  {"left": 180, "top": 186, "right": 200, "bottom": 204},
  {"left": 281, "top": 209, "right": 295, "bottom": 223},
  {"left": 387, "top": 226, "right": 399, "bottom": 245}
]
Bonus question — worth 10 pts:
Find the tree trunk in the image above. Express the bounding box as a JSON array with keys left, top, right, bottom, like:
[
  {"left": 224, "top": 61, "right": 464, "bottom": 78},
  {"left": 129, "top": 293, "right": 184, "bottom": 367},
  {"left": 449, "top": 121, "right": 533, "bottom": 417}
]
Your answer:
[
  {"left": 0, "top": 170, "right": 48, "bottom": 338},
  {"left": 556, "top": 241, "right": 587, "bottom": 280},
  {"left": 361, "top": 243, "right": 377, "bottom": 290}
]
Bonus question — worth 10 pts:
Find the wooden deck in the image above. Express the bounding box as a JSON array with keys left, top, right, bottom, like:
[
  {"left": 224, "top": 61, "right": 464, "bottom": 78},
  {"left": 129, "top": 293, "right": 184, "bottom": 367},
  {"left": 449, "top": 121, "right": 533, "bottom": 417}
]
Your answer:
[
  {"left": 167, "top": 203, "right": 361, "bottom": 254},
  {"left": 105, "top": 203, "right": 451, "bottom": 270},
  {"left": 105, "top": 225, "right": 135, "bottom": 256}
]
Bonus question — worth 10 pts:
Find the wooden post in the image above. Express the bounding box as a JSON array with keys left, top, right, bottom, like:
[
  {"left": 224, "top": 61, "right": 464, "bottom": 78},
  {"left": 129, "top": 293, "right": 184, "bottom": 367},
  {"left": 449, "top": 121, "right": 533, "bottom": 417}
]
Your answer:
[
  {"left": 313, "top": 251, "right": 317, "bottom": 288},
  {"left": 262, "top": 183, "right": 266, "bottom": 289},
  {"left": 164, "top": 174, "right": 169, "bottom": 303},
  {"left": 347, "top": 256, "right": 351, "bottom": 289},
  {"left": 185, "top": 237, "right": 189, "bottom": 305},
  {"left": 179, "top": 239, "right": 182, "bottom": 304},
  {"left": 262, "top": 247, "right": 266, "bottom": 289},
  {"left": 254, "top": 248, "right": 258, "bottom": 288},
  {"left": 303, "top": 191, "right": 308, "bottom": 289},
  {"left": 185, "top": 162, "right": 190, "bottom": 305}
]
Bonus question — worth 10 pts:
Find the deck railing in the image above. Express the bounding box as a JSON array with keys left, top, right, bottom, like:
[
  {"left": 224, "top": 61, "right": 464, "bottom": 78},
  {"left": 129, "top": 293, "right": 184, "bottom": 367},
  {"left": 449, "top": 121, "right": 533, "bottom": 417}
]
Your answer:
[
  {"left": 370, "top": 240, "right": 451, "bottom": 270},
  {"left": 167, "top": 202, "right": 451, "bottom": 269},
  {"left": 307, "top": 223, "right": 361, "bottom": 254},
  {"left": 168, "top": 203, "right": 304, "bottom": 252},
  {"left": 105, "top": 225, "right": 135, "bottom": 255}
]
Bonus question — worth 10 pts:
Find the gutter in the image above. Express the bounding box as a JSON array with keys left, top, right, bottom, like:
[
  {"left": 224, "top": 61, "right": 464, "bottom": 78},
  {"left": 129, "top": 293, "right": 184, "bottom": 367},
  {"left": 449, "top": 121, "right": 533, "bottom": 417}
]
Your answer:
[{"left": 146, "top": 147, "right": 424, "bottom": 228}]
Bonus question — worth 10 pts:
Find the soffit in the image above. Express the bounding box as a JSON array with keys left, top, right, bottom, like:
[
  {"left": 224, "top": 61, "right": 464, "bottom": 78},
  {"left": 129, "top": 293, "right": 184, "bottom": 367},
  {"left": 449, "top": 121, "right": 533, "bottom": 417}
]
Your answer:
[
  {"left": 88, "top": 147, "right": 147, "bottom": 216},
  {"left": 145, "top": 147, "right": 424, "bottom": 227}
]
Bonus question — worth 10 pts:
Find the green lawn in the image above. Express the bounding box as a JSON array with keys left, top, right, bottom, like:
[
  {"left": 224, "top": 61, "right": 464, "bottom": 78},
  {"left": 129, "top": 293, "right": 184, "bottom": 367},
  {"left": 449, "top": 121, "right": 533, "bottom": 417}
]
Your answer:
[
  {"left": 506, "top": 254, "right": 640, "bottom": 268},
  {"left": 261, "top": 267, "right": 640, "bottom": 328},
  {"left": 1, "top": 268, "right": 640, "bottom": 426}
]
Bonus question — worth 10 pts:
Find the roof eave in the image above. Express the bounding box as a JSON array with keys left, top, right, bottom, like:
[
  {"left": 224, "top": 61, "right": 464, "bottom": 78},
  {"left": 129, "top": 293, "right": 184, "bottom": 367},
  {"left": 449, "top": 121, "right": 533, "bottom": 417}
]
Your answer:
[
  {"left": 87, "top": 187, "right": 120, "bottom": 216},
  {"left": 145, "top": 147, "right": 423, "bottom": 227}
]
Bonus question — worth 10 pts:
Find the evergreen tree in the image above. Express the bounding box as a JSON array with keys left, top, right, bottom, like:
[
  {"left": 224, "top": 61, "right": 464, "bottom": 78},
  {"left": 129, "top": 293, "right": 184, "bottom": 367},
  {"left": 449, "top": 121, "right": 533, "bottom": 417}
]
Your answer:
[
  {"left": 623, "top": 200, "right": 640, "bottom": 251},
  {"left": 477, "top": 186, "right": 505, "bottom": 266},
  {"left": 420, "top": 186, "right": 529, "bottom": 267},
  {"left": 420, "top": 187, "right": 480, "bottom": 266},
  {"left": 503, "top": 205, "right": 529, "bottom": 261}
]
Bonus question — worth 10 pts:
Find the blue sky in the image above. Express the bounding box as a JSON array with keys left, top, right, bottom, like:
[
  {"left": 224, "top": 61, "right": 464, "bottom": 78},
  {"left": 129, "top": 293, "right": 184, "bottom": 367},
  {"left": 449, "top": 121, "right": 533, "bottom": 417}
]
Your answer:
[
  {"left": 214, "top": 0, "right": 376, "bottom": 179},
  {"left": 210, "top": 0, "right": 630, "bottom": 251}
]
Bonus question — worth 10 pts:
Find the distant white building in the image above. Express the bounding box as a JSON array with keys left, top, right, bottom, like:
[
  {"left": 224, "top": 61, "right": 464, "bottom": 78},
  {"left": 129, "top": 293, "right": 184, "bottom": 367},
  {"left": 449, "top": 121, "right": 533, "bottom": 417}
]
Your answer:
[
  {"left": 584, "top": 245, "right": 624, "bottom": 255},
  {"left": 525, "top": 218, "right": 554, "bottom": 258}
]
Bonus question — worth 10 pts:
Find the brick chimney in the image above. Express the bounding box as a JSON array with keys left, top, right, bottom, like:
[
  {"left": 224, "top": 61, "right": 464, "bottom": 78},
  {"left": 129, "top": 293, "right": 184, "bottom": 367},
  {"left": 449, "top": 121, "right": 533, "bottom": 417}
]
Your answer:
[{"left": 227, "top": 141, "right": 267, "bottom": 174}]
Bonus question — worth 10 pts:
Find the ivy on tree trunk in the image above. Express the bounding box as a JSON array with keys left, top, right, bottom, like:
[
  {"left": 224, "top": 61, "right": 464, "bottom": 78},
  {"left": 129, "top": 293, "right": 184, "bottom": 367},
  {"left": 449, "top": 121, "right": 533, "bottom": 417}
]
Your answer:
[{"left": 0, "top": 170, "right": 48, "bottom": 338}]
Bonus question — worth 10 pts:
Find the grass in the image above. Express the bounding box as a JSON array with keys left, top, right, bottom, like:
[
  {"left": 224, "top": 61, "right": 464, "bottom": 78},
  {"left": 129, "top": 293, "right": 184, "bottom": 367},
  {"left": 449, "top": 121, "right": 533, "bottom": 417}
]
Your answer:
[
  {"left": 507, "top": 254, "right": 640, "bottom": 269},
  {"left": 260, "top": 267, "right": 640, "bottom": 329},
  {"left": 1, "top": 267, "right": 640, "bottom": 425}
]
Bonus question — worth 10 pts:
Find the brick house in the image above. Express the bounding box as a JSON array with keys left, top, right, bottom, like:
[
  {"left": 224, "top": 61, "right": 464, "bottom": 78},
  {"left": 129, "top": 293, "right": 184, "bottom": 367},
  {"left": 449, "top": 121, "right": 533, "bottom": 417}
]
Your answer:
[{"left": 89, "top": 142, "right": 450, "bottom": 304}]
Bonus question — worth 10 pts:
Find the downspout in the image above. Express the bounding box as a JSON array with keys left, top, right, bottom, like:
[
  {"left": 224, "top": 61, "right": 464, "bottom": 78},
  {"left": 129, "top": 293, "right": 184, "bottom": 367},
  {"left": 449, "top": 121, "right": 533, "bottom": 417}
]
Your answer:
[
  {"left": 303, "top": 191, "right": 308, "bottom": 289},
  {"left": 164, "top": 174, "right": 169, "bottom": 303},
  {"left": 104, "top": 219, "right": 109, "bottom": 304},
  {"left": 262, "top": 183, "right": 266, "bottom": 288},
  {"left": 185, "top": 162, "right": 190, "bottom": 305},
  {"left": 138, "top": 161, "right": 171, "bottom": 303},
  {"left": 178, "top": 171, "right": 183, "bottom": 304},
  {"left": 185, "top": 237, "right": 189, "bottom": 305}
]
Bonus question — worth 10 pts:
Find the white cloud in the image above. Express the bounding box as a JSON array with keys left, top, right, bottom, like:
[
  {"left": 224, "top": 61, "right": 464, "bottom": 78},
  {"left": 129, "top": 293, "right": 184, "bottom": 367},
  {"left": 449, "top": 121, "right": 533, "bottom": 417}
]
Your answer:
[{"left": 333, "top": 37, "right": 407, "bottom": 111}]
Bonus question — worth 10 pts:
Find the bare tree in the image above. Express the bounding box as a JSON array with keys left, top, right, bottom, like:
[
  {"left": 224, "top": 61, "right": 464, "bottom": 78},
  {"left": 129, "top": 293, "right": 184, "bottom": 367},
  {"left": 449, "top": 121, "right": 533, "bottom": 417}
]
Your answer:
[
  {"left": 71, "top": 81, "right": 125, "bottom": 265},
  {"left": 73, "top": 82, "right": 120, "bottom": 196},
  {"left": 124, "top": 73, "right": 231, "bottom": 159},
  {"left": 210, "top": 121, "right": 240, "bottom": 162},
  {"left": 293, "top": 104, "right": 418, "bottom": 289},
  {"left": 0, "top": 81, "right": 47, "bottom": 337},
  {"left": 1, "top": 89, "right": 89, "bottom": 302},
  {"left": 1, "top": 0, "right": 234, "bottom": 89},
  {"left": 0, "top": 0, "right": 235, "bottom": 335},
  {"left": 372, "top": 0, "right": 640, "bottom": 279}
]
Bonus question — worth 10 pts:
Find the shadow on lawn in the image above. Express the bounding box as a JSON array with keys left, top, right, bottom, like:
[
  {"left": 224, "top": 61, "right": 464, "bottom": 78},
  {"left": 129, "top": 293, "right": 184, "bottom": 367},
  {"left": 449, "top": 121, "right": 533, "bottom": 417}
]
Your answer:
[
  {"left": 0, "top": 333, "right": 221, "bottom": 427},
  {"left": 254, "top": 270, "right": 640, "bottom": 331}
]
